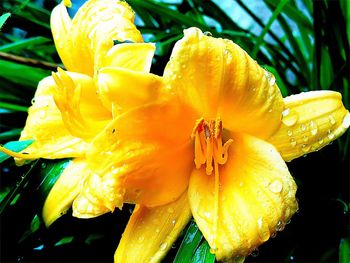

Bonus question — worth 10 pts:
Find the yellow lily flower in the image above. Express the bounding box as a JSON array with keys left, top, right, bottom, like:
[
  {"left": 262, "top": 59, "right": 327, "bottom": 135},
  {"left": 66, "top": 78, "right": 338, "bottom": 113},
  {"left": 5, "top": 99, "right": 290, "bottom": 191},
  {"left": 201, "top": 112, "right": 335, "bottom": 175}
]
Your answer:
[
  {"left": 0, "top": 0, "right": 163, "bottom": 225},
  {"left": 63, "top": 28, "right": 349, "bottom": 262}
]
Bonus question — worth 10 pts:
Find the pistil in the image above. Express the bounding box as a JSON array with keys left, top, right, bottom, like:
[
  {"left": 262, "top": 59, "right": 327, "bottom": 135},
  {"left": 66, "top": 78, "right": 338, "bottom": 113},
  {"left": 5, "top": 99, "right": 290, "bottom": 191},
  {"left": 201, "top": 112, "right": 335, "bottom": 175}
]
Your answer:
[{"left": 191, "top": 117, "right": 233, "bottom": 252}]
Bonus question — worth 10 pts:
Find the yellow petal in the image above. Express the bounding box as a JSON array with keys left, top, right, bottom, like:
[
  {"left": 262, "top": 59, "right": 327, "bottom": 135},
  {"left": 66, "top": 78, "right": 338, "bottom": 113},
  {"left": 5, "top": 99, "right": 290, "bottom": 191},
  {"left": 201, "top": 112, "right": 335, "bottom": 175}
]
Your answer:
[
  {"left": 53, "top": 68, "right": 111, "bottom": 140},
  {"left": 97, "top": 67, "right": 164, "bottom": 114},
  {"left": 101, "top": 43, "right": 155, "bottom": 72},
  {"left": 268, "top": 91, "right": 350, "bottom": 161},
  {"left": 73, "top": 101, "right": 196, "bottom": 217},
  {"left": 115, "top": 192, "right": 191, "bottom": 263},
  {"left": 164, "top": 27, "right": 284, "bottom": 139},
  {"left": 42, "top": 158, "right": 86, "bottom": 227},
  {"left": 16, "top": 76, "right": 88, "bottom": 165},
  {"left": 50, "top": 2, "right": 73, "bottom": 70},
  {"left": 188, "top": 132, "right": 298, "bottom": 261},
  {"left": 52, "top": 0, "right": 143, "bottom": 75}
]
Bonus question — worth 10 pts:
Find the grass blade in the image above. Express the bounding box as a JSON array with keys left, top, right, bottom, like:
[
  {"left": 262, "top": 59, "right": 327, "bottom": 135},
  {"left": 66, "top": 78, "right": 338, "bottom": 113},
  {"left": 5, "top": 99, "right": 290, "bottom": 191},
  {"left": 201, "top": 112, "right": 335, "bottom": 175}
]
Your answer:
[
  {"left": 191, "top": 240, "right": 215, "bottom": 263},
  {"left": 0, "top": 12, "right": 11, "bottom": 30},
  {"left": 174, "top": 221, "right": 203, "bottom": 263},
  {"left": 252, "top": 0, "right": 289, "bottom": 58}
]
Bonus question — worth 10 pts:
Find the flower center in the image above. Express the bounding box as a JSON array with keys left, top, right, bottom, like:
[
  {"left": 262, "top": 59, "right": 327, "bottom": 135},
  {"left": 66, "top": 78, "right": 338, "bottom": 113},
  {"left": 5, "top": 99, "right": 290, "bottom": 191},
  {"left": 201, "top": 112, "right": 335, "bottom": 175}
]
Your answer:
[{"left": 191, "top": 117, "right": 233, "bottom": 175}]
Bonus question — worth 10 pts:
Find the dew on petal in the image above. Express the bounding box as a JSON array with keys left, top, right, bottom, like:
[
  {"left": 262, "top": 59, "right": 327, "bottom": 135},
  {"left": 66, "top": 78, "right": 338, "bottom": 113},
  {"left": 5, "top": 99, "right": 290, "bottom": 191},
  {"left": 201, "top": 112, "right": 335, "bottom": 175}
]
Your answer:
[
  {"left": 300, "top": 124, "right": 306, "bottom": 131},
  {"left": 289, "top": 138, "right": 297, "bottom": 147},
  {"left": 328, "top": 114, "right": 336, "bottom": 125},
  {"left": 287, "top": 130, "right": 293, "bottom": 136},
  {"left": 310, "top": 121, "right": 318, "bottom": 136},
  {"left": 39, "top": 110, "right": 46, "bottom": 119},
  {"left": 204, "top": 31, "right": 212, "bottom": 36},
  {"left": 275, "top": 220, "right": 285, "bottom": 231},
  {"left": 318, "top": 138, "right": 324, "bottom": 145},
  {"left": 159, "top": 242, "right": 168, "bottom": 251},
  {"left": 302, "top": 135, "right": 308, "bottom": 142},
  {"left": 327, "top": 130, "right": 335, "bottom": 140},
  {"left": 282, "top": 110, "right": 298, "bottom": 126},
  {"left": 257, "top": 217, "right": 270, "bottom": 241},
  {"left": 269, "top": 180, "right": 283, "bottom": 193},
  {"left": 167, "top": 207, "right": 174, "bottom": 214},
  {"left": 301, "top": 144, "right": 311, "bottom": 153}
]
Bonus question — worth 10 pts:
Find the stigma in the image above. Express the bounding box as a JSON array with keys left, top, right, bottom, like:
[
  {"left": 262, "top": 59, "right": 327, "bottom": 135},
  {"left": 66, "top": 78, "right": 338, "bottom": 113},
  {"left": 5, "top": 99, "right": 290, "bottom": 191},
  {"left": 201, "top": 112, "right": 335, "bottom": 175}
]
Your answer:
[{"left": 191, "top": 118, "right": 233, "bottom": 175}]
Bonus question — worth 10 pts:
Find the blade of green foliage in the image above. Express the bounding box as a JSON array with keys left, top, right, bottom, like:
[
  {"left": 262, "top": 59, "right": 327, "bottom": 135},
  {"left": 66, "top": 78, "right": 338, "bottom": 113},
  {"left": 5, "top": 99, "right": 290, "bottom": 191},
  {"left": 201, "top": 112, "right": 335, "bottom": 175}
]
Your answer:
[
  {"left": 0, "top": 159, "right": 38, "bottom": 214},
  {"left": 252, "top": 0, "right": 289, "bottom": 58},
  {"left": 264, "top": 65, "right": 289, "bottom": 97},
  {"left": 174, "top": 221, "right": 203, "bottom": 263},
  {"left": 36, "top": 159, "right": 71, "bottom": 204},
  {"left": 0, "top": 59, "right": 49, "bottom": 88},
  {"left": 339, "top": 239, "right": 350, "bottom": 263},
  {"left": 0, "top": 139, "right": 33, "bottom": 163},
  {"left": 0, "top": 129, "right": 22, "bottom": 141},
  {"left": 0, "top": 36, "right": 51, "bottom": 52},
  {"left": 0, "top": 101, "right": 28, "bottom": 112},
  {"left": 0, "top": 12, "right": 11, "bottom": 30},
  {"left": 129, "top": 0, "right": 211, "bottom": 32},
  {"left": 264, "top": 0, "right": 313, "bottom": 31},
  {"left": 191, "top": 240, "right": 215, "bottom": 263}
]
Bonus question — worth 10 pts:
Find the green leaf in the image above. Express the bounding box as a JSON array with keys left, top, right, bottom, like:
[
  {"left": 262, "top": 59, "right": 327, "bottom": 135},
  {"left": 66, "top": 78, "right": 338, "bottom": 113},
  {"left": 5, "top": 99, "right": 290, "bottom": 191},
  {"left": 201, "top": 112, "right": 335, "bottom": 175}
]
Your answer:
[
  {"left": 252, "top": 0, "right": 289, "bottom": 58},
  {"left": 0, "top": 129, "right": 22, "bottom": 141},
  {"left": 0, "top": 59, "right": 50, "bottom": 88},
  {"left": 264, "top": 65, "right": 289, "bottom": 97},
  {"left": 37, "top": 159, "right": 71, "bottom": 203},
  {"left": 0, "top": 101, "right": 28, "bottom": 112},
  {"left": 0, "top": 140, "right": 33, "bottom": 163},
  {"left": 0, "top": 12, "right": 11, "bottom": 30},
  {"left": 174, "top": 221, "right": 203, "bottom": 263},
  {"left": 0, "top": 36, "right": 51, "bottom": 52},
  {"left": 55, "top": 236, "right": 74, "bottom": 247},
  {"left": 340, "top": 239, "right": 350, "bottom": 263},
  {"left": 191, "top": 240, "right": 215, "bottom": 263}
]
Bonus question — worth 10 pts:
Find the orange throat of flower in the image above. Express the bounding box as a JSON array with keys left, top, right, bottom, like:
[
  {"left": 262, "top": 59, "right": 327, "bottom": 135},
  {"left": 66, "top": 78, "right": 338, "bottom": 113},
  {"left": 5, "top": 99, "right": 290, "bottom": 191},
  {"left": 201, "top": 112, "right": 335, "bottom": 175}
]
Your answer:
[
  {"left": 191, "top": 117, "right": 233, "bottom": 175},
  {"left": 191, "top": 117, "right": 233, "bottom": 252}
]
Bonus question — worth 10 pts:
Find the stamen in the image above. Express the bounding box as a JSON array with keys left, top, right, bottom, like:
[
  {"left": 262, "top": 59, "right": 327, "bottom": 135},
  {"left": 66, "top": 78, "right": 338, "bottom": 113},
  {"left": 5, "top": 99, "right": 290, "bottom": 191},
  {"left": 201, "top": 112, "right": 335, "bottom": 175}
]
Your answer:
[
  {"left": 191, "top": 117, "right": 234, "bottom": 252},
  {"left": 0, "top": 146, "right": 37, "bottom": 160},
  {"left": 191, "top": 118, "right": 233, "bottom": 175}
]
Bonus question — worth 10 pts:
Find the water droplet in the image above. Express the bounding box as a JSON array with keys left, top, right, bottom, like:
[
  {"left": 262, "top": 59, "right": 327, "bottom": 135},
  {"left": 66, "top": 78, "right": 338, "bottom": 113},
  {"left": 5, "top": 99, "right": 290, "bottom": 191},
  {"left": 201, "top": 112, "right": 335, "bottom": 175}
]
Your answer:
[
  {"left": 302, "top": 135, "right": 308, "bottom": 142},
  {"left": 210, "top": 247, "right": 217, "bottom": 254},
  {"left": 39, "top": 110, "right": 46, "bottom": 119},
  {"left": 159, "top": 242, "right": 168, "bottom": 251},
  {"left": 286, "top": 219, "right": 291, "bottom": 224},
  {"left": 271, "top": 232, "right": 277, "bottom": 238},
  {"left": 172, "top": 219, "right": 176, "bottom": 225},
  {"left": 155, "top": 228, "right": 160, "bottom": 233},
  {"left": 287, "top": 130, "right": 293, "bottom": 136},
  {"left": 289, "top": 138, "right": 297, "bottom": 147},
  {"left": 282, "top": 110, "right": 298, "bottom": 126},
  {"left": 204, "top": 31, "right": 212, "bottom": 36},
  {"left": 327, "top": 130, "right": 335, "bottom": 140},
  {"left": 31, "top": 99, "right": 36, "bottom": 104},
  {"left": 328, "top": 115, "right": 336, "bottom": 125},
  {"left": 264, "top": 71, "right": 276, "bottom": 85},
  {"left": 268, "top": 108, "right": 273, "bottom": 113},
  {"left": 257, "top": 217, "right": 270, "bottom": 241},
  {"left": 204, "top": 211, "right": 211, "bottom": 219},
  {"left": 167, "top": 207, "right": 174, "bottom": 214},
  {"left": 138, "top": 236, "right": 145, "bottom": 243},
  {"left": 342, "top": 112, "right": 350, "bottom": 128},
  {"left": 181, "top": 64, "right": 186, "bottom": 69},
  {"left": 250, "top": 248, "right": 259, "bottom": 257},
  {"left": 269, "top": 180, "right": 283, "bottom": 193},
  {"left": 41, "top": 163, "right": 47, "bottom": 169},
  {"left": 300, "top": 124, "right": 306, "bottom": 131},
  {"left": 282, "top": 108, "right": 290, "bottom": 117},
  {"left": 318, "top": 138, "right": 324, "bottom": 145},
  {"left": 310, "top": 121, "right": 318, "bottom": 136},
  {"left": 301, "top": 144, "right": 311, "bottom": 153},
  {"left": 275, "top": 220, "right": 285, "bottom": 231}
]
